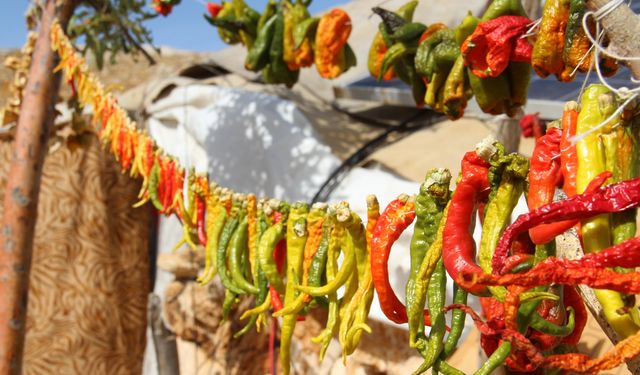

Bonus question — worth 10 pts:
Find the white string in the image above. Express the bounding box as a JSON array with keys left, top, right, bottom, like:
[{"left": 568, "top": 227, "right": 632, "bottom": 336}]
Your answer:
[
  {"left": 520, "top": 18, "right": 542, "bottom": 38},
  {"left": 569, "top": 93, "right": 637, "bottom": 145}
]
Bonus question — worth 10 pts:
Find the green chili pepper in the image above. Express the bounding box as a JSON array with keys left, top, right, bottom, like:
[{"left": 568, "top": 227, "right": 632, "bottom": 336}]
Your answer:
[
  {"left": 396, "top": 0, "right": 418, "bottom": 21},
  {"left": 415, "top": 28, "right": 456, "bottom": 78},
  {"left": 257, "top": 219, "right": 287, "bottom": 294},
  {"left": 481, "top": 0, "right": 526, "bottom": 20},
  {"left": 340, "top": 213, "right": 372, "bottom": 355},
  {"left": 217, "top": 213, "right": 246, "bottom": 295},
  {"left": 392, "top": 22, "right": 427, "bottom": 42},
  {"left": 308, "top": 217, "right": 331, "bottom": 289},
  {"left": 148, "top": 162, "right": 163, "bottom": 210},
  {"left": 529, "top": 306, "right": 576, "bottom": 336},
  {"left": 294, "top": 223, "right": 355, "bottom": 297},
  {"left": 378, "top": 42, "right": 417, "bottom": 81},
  {"left": 443, "top": 56, "right": 469, "bottom": 120},
  {"left": 433, "top": 360, "right": 465, "bottom": 375},
  {"left": 338, "top": 209, "right": 367, "bottom": 359},
  {"left": 479, "top": 149, "right": 529, "bottom": 299},
  {"left": 273, "top": 203, "right": 327, "bottom": 317},
  {"left": 432, "top": 39, "right": 459, "bottom": 74},
  {"left": 425, "top": 71, "right": 447, "bottom": 108},
  {"left": 245, "top": 15, "right": 277, "bottom": 72},
  {"left": 413, "top": 259, "right": 447, "bottom": 374},
  {"left": 293, "top": 16, "right": 319, "bottom": 48},
  {"left": 232, "top": 0, "right": 259, "bottom": 47},
  {"left": 407, "top": 169, "right": 451, "bottom": 348},
  {"left": 610, "top": 122, "right": 639, "bottom": 245},
  {"left": 311, "top": 209, "right": 343, "bottom": 362},
  {"left": 342, "top": 43, "right": 358, "bottom": 74},
  {"left": 229, "top": 217, "right": 260, "bottom": 294},
  {"left": 280, "top": 203, "right": 309, "bottom": 375},
  {"left": 198, "top": 206, "right": 227, "bottom": 284},
  {"left": 257, "top": 0, "right": 277, "bottom": 31},
  {"left": 476, "top": 342, "right": 511, "bottom": 375},
  {"left": 468, "top": 70, "right": 511, "bottom": 115},
  {"left": 455, "top": 12, "right": 479, "bottom": 45},
  {"left": 443, "top": 284, "right": 468, "bottom": 356},
  {"left": 221, "top": 289, "right": 238, "bottom": 321},
  {"left": 269, "top": 8, "right": 299, "bottom": 87},
  {"left": 210, "top": 2, "right": 241, "bottom": 45},
  {"left": 234, "top": 269, "right": 269, "bottom": 337}
]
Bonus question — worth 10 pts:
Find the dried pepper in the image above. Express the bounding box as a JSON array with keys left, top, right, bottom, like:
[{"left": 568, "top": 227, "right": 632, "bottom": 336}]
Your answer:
[
  {"left": 407, "top": 169, "right": 451, "bottom": 348},
  {"left": 311, "top": 207, "right": 344, "bottom": 362},
  {"left": 314, "top": 9, "right": 354, "bottom": 79},
  {"left": 280, "top": 203, "right": 309, "bottom": 375},
  {"left": 479, "top": 147, "right": 529, "bottom": 299},
  {"left": 462, "top": 15, "right": 532, "bottom": 79},
  {"left": 442, "top": 142, "right": 493, "bottom": 295},
  {"left": 343, "top": 195, "right": 379, "bottom": 353},
  {"left": 337, "top": 207, "right": 367, "bottom": 361},
  {"left": 282, "top": 1, "right": 313, "bottom": 70},
  {"left": 371, "top": 194, "right": 432, "bottom": 325},
  {"left": 532, "top": 0, "right": 571, "bottom": 81}
]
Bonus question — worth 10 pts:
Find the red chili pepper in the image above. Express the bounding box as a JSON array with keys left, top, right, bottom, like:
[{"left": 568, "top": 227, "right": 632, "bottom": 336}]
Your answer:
[
  {"left": 519, "top": 113, "right": 545, "bottom": 139},
  {"left": 492, "top": 171, "right": 626, "bottom": 275},
  {"left": 511, "top": 233, "right": 535, "bottom": 255},
  {"left": 270, "top": 286, "right": 283, "bottom": 311},
  {"left": 145, "top": 142, "right": 155, "bottom": 177},
  {"left": 461, "top": 15, "right": 533, "bottom": 78},
  {"left": 530, "top": 171, "right": 612, "bottom": 245},
  {"left": 163, "top": 160, "right": 175, "bottom": 214},
  {"left": 527, "top": 127, "right": 564, "bottom": 245},
  {"left": 153, "top": 0, "right": 173, "bottom": 16},
  {"left": 527, "top": 127, "right": 562, "bottom": 211},
  {"left": 271, "top": 210, "right": 287, "bottom": 274},
  {"left": 463, "top": 236, "right": 640, "bottom": 294},
  {"left": 206, "top": 2, "right": 222, "bottom": 17},
  {"left": 502, "top": 253, "right": 533, "bottom": 273},
  {"left": 529, "top": 297, "right": 565, "bottom": 351},
  {"left": 371, "top": 195, "right": 433, "bottom": 326},
  {"left": 269, "top": 286, "right": 304, "bottom": 321},
  {"left": 560, "top": 101, "right": 579, "bottom": 197},
  {"left": 156, "top": 157, "right": 167, "bottom": 211},
  {"left": 196, "top": 195, "right": 207, "bottom": 245},
  {"left": 560, "top": 286, "right": 587, "bottom": 346},
  {"left": 442, "top": 151, "right": 490, "bottom": 295}
]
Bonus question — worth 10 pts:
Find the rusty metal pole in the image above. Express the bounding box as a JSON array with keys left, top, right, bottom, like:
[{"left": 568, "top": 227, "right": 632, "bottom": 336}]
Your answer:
[{"left": 0, "top": 1, "right": 75, "bottom": 373}]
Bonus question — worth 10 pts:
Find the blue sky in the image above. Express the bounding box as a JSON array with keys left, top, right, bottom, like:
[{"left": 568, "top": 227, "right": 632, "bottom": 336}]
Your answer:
[{"left": 0, "top": 0, "right": 349, "bottom": 52}]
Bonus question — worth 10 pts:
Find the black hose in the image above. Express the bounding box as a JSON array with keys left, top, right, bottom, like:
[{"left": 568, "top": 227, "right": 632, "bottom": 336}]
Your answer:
[{"left": 311, "top": 110, "right": 445, "bottom": 203}]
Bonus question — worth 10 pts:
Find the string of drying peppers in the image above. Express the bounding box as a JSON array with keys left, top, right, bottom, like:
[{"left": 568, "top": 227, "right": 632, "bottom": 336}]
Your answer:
[
  {"left": 204, "top": 0, "right": 355, "bottom": 86},
  {"left": 52, "top": 19, "right": 640, "bottom": 374}
]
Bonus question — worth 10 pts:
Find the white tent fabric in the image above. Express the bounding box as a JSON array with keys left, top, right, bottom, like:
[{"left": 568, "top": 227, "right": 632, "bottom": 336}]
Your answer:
[{"left": 146, "top": 84, "right": 340, "bottom": 201}]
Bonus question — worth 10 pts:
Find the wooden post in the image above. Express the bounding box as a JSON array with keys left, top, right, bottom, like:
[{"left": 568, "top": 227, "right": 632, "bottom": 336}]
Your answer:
[
  {"left": 0, "top": 1, "right": 75, "bottom": 373},
  {"left": 587, "top": 0, "right": 640, "bottom": 79}
]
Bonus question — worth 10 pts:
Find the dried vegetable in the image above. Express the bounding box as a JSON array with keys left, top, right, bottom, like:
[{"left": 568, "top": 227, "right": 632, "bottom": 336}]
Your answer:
[
  {"left": 204, "top": 0, "right": 355, "bottom": 86},
  {"left": 51, "top": 16, "right": 640, "bottom": 374},
  {"left": 364, "top": 0, "right": 630, "bottom": 121}
]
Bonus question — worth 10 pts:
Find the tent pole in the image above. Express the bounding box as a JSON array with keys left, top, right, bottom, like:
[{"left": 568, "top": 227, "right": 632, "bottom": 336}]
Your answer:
[
  {"left": 587, "top": 0, "right": 640, "bottom": 80},
  {"left": 0, "top": 1, "right": 75, "bottom": 373}
]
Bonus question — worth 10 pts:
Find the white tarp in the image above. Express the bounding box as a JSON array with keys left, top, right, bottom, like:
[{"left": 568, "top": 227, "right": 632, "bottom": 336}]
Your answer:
[{"left": 146, "top": 84, "right": 340, "bottom": 201}]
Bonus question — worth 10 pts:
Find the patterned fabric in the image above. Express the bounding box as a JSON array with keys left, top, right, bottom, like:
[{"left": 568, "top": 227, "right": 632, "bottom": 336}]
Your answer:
[{"left": 0, "top": 134, "right": 151, "bottom": 374}]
